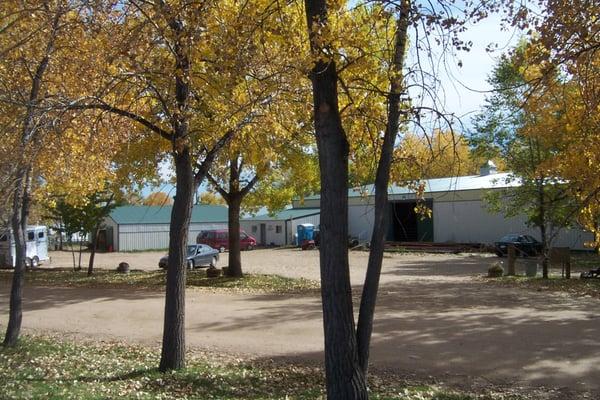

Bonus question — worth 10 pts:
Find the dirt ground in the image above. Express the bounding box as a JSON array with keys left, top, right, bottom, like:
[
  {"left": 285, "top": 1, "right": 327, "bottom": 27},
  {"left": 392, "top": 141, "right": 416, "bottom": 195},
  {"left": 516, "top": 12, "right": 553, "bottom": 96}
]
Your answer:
[{"left": 2, "top": 249, "right": 600, "bottom": 397}]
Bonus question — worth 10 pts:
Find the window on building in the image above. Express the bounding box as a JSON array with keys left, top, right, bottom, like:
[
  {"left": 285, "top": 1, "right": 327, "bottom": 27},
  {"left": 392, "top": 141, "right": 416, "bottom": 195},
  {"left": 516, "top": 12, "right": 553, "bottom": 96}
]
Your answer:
[
  {"left": 38, "top": 231, "right": 44, "bottom": 239},
  {"left": 252, "top": 225, "right": 258, "bottom": 233},
  {"left": 275, "top": 225, "right": 282, "bottom": 234},
  {"left": 27, "top": 231, "right": 34, "bottom": 241}
]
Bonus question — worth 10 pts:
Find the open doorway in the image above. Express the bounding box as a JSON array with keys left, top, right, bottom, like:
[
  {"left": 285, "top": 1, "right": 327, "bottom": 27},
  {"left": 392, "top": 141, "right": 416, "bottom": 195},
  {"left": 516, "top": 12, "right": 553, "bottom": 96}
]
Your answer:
[{"left": 387, "top": 200, "right": 433, "bottom": 242}]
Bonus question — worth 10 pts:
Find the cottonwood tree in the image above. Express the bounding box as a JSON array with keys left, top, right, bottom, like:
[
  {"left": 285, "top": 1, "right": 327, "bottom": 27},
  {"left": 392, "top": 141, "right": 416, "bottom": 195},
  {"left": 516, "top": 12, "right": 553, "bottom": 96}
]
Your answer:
[
  {"left": 509, "top": 1, "right": 600, "bottom": 249},
  {"left": 207, "top": 131, "right": 318, "bottom": 277},
  {"left": 469, "top": 45, "right": 576, "bottom": 278},
  {"left": 198, "top": 191, "right": 225, "bottom": 205},
  {"left": 143, "top": 192, "right": 174, "bottom": 206},
  {"left": 302, "top": 0, "right": 508, "bottom": 397},
  {"left": 69, "top": 0, "right": 308, "bottom": 370},
  {"left": 399, "top": 130, "right": 491, "bottom": 179},
  {"left": 0, "top": 0, "right": 109, "bottom": 347}
]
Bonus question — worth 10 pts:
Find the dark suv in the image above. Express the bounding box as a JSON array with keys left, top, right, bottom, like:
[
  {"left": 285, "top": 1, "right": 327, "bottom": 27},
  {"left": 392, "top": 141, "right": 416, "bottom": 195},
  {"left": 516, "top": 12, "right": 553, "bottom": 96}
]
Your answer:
[{"left": 494, "top": 234, "right": 543, "bottom": 257}]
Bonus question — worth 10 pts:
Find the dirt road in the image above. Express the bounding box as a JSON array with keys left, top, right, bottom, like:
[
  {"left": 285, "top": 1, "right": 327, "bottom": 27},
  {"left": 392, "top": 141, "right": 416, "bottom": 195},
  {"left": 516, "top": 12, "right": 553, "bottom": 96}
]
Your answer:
[{"left": 2, "top": 250, "right": 599, "bottom": 395}]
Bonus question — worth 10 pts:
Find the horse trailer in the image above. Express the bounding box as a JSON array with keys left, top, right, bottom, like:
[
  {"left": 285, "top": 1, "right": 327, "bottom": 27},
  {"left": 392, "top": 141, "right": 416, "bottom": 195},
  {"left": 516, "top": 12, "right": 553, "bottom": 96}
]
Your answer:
[{"left": 0, "top": 225, "right": 50, "bottom": 268}]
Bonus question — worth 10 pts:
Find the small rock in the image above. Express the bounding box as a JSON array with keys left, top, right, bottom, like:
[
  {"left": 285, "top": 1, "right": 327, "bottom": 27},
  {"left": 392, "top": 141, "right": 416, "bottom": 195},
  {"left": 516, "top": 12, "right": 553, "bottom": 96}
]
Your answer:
[{"left": 116, "top": 262, "right": 130, "bottom": 274}]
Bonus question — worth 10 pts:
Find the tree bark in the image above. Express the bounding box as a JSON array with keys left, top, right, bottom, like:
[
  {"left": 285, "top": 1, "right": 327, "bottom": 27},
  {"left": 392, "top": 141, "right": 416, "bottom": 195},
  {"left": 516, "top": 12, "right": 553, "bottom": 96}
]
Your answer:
[
  {"left": 206, "top": 155, "right": 259, "bottom": 279},
  {"left": 227, "top": 193, "right": 243, "bottom": 278},
  {"left": 356, "top": 1, "right": 411, "bottom": 376},
  {"left": 537, "top": 179, "right": 549, "bottom": 278},
  {"left": 4, "top": 168, "right": 28, "bottom": 346},
  {"left": 159, "top": 9, "right": 193, "bottom": 371},
  {"left": 87, "top": 226, "right": 99, "bottom": 276},
  {"left": 159, "top": 149, "right": 194, "bottom": 371},
  {"left": 3, "top": 7, "right": 60, "bottom": 344},
  {"left": 305, "top": 1, "right": 367, "bottom": 398}
]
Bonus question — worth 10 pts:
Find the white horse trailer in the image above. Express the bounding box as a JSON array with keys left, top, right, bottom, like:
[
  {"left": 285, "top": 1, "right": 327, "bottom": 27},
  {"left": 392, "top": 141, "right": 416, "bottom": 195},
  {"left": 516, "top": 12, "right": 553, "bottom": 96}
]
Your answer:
[{"left": 0, "top": 225, "right": 50, "bottom": 268}]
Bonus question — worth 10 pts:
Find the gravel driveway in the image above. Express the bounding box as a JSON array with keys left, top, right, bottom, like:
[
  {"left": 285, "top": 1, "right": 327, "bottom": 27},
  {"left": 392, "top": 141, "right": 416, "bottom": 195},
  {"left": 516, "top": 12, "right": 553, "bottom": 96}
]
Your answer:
[
  {"left": 2, "top": 249, "right": 599, "bottom": 398},
  {"left": 44, "top": 248, "right": 497, "bottom": 284}
]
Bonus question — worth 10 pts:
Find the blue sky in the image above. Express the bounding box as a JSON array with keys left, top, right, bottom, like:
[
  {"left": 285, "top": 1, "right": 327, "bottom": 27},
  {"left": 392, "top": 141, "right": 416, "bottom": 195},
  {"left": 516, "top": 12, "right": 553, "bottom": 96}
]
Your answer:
[{"left": 422, "top": 13, "right": 520, "bottom": 125}]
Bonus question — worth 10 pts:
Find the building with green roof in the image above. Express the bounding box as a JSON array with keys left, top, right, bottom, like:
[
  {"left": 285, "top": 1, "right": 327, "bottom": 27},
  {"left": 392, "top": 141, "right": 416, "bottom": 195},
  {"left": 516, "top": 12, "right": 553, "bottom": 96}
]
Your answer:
[
  {"left": 103, "top": 205, "right": 228, "bottom": 251},
  {"left": 241, "top": 208, "right": 320, "bottom": 246}
]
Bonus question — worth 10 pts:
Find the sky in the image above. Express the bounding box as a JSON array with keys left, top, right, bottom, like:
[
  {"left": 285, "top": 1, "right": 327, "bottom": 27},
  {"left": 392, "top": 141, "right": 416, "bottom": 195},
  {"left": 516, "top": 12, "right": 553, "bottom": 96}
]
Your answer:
[{"left": 422, "top": 13, "right": 521, "bottom": 126}]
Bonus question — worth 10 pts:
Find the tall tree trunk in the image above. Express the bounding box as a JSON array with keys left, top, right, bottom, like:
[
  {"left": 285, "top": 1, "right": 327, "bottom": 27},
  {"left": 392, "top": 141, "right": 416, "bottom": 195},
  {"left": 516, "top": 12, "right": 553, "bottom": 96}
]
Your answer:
[
  {"left": 4, "top": 168, "right": 30, "bottom": 346},
  {"left": 159, "top": 11, "right": 192, "bottom": 370},
  {"left": 538, "top": 179, "right": 549, "bottom": 278},
  {"left": 3, "top": 6, "right": 59, "bottom": 346},
  {"left": 305, "top": 1, "right": 367, "bottom": 398},
  {"left": 87, "top": 226, "right": 99, "bottom": 276},
  {"left": 356, "top": 2, "right": 410, "bottom": 376},
  {"left": 227, "top": 194, "right": 243, "bottom": 277},
  {"left": 159, "top": 149, "right": 194, "bottom": 371},
  {"left": 70, "top": 238, "right": 76, "bottom": 271},
  {"left": 227, "top": 158, "right": 242, "bottom": 277},
  {"left": 78, "top": 236, "right": 83, "bottom": 270}
]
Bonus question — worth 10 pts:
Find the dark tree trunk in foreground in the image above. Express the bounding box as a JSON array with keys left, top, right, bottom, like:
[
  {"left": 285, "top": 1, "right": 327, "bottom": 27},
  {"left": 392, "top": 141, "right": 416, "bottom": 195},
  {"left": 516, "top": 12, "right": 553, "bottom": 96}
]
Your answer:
[
  {"left": 357, "top": 1, "right": 410, "bottom": 375},
  {"left": 4, "top": 169, "right": 30, "bottom": 347},
  {"left": 159, "top": 149, "right": 194, "bottom": 371},
  {"left": 159, "top": 12, "right": 193, "bottom": 371},
  {"left": 305, "top": 0, "right": 367, "bottom": 398}
]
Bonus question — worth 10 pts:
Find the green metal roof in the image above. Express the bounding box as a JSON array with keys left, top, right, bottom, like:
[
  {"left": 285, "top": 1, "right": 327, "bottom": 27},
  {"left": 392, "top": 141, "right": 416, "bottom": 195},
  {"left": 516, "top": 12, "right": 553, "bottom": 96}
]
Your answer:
[
  {"left": 244, "top": 208, "right": 320, "bottom": 221},
  {"left": 109, "top": 205, "right": 228, "bottom": 225}
]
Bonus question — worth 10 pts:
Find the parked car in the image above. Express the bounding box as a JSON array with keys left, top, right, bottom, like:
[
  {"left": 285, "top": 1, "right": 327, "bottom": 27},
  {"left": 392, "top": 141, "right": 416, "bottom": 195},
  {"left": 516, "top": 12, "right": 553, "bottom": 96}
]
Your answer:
[
  {"left": 158, "top": 244, "right": 219, "bottom": 270},
  {"left": 196, "top": 229, "right": 256, "bottom": 252},
  {"left": 494, "top": 234, "right": 543, "bottom": 257}
]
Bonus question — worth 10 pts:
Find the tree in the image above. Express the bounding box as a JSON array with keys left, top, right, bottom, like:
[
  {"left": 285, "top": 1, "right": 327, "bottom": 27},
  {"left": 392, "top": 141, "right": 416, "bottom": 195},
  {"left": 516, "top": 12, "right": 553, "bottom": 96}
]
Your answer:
[
  {"left": 198, "top": 191, "right": 225, "bottom": 206},
  {"left": 0, "top": 0, "right": 102, "bottom": 347},
  {"left": 509, "top": 1, "right": 600, "bottom": 250},
  {"left": 302, "top": 1, "right": 504, "bottom": 397},
  {"left": 143, "top": 192, "right": 173, "bottom": 206},
  {"left": 470, "top": 45, "right": 577, "bottom": 278},
  {"left": 399, "top": 130, "right": 490, "bottom": 179},
  {"left": 68, "top": 0, "right": 308, "bottom": 371},
  {"left": 208, "top": 153, "right": 259, "bottom": 277}
]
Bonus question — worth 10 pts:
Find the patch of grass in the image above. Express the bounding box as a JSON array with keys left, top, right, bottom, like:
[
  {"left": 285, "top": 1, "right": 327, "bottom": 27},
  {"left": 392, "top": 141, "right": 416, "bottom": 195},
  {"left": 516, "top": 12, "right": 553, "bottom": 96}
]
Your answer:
[
  {"left": 0, "top": 333, "right": 523, "bottom": 400},
  {"left": 0, "top": 268, "right": 319, "bottom": 294},
  {"left": 484, "top": 274, "right": 600, "bottom": 299}
]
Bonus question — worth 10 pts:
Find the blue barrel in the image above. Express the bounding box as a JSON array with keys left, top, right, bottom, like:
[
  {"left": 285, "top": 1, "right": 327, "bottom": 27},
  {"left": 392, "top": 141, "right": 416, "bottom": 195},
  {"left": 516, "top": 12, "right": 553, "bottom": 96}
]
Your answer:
[{"left": 297, "top": 224, "right": 315, "bottom": 244}]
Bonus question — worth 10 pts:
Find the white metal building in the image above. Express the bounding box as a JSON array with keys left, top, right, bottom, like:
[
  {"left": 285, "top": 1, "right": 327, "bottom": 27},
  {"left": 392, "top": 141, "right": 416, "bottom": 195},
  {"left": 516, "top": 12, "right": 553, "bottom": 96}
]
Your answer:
[
  {"left": 241, "top": 208, "right": 320, "bottom": 246},
  {"left": 292, "top": 166, "right": 594, "bottom": 250},
  {"left": 103, "top": 205, "right": 228, "bottom": 251}
]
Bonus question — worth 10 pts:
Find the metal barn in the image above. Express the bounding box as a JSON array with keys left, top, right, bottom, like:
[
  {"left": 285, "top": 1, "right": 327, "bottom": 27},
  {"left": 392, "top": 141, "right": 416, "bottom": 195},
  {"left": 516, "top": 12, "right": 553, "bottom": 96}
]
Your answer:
[
  {"left": 241, "top": 208, "right": 320, "bottom": 246},
  {"left": 292, "top": 167, "right": 594, "bottom": 250},
  {"left": 103, "top": 205, "right": 228, "bottom": 251}
]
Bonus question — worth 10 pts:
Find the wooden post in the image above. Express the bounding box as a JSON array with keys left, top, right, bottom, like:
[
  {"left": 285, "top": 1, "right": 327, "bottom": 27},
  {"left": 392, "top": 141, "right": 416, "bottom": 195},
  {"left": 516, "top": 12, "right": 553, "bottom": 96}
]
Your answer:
[
  {"left": 507, "top": 245, "right": 516, "bottom": 276},
  {"left": 550, "top": 247, "right": 571, "bottom": 279}
]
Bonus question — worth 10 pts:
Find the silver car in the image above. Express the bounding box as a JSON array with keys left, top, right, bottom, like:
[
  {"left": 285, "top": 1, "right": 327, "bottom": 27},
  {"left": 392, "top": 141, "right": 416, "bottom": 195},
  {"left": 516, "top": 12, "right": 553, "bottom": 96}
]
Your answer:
[{"left": 159, "top": 244, "right": 219, "bottom": 270}]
